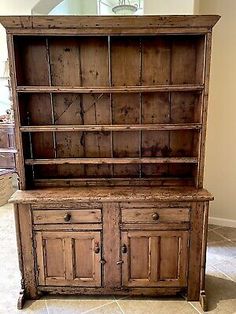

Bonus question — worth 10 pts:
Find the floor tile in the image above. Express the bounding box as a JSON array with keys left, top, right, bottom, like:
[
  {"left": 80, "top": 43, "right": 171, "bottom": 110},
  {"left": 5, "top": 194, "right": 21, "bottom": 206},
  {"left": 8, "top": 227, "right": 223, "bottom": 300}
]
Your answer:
[
  {"left": 214, "top": 259, "right": 236, "bottom": 282},
  {"left": 117, "top": 298, "right": 197, "bottom": 314},
  {"left": 215, "top": 227, "right": 236, "bottom": 241},
  {"left": 208, "top": 224, "right": 221, "bottom": 230},
  {"left": 207, "top": 230, "right": 227, "bottom": 243},
  {"left": 87, "top": 302, "right": 123, "bottom": 314},
  {"left": 0, "top": 300, "right": 48, "bottom": 314},
  {"left": 46, "top": 297, "right": 115, "bottom": 314},
  {"left": 206, "top": 241, "right": 236, "bottom": 266},
  {"left": 189, "top": 266, "right": 236, "bottom": 313}
]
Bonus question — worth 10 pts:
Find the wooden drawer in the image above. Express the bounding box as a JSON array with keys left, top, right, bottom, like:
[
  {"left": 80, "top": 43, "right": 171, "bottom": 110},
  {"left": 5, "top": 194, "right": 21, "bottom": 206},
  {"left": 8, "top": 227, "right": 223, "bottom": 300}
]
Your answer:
[
  {"left": 33, "top": 209, "right": 101, "bottom": 225},
  {"left": 121, "top": 207, "right": 190, "bottom": 224}
]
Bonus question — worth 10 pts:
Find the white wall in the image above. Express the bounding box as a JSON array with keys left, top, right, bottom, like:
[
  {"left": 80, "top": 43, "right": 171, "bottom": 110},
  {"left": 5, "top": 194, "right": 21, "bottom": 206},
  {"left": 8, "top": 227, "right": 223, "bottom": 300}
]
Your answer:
[
  {"left": 0, "top": 0, "right": 39, "bottom": 61},
  {"left": 50, "top": 0, "right": 97, "bottom": 15},
  {"left": 0, "top": 0, "right": 39, "bottom": 115},
  {"left": 144, "top": 0, "right": 194, "bottom": 14},
  {"left": 197, "top": 0, "right": 236, "bottom": 226}
]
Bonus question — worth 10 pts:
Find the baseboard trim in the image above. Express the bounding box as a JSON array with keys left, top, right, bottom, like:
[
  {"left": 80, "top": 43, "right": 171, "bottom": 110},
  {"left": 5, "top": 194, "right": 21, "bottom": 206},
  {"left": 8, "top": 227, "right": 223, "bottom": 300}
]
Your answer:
[{"left": 209, "top": 216, "right": 236, "bottom": 228}]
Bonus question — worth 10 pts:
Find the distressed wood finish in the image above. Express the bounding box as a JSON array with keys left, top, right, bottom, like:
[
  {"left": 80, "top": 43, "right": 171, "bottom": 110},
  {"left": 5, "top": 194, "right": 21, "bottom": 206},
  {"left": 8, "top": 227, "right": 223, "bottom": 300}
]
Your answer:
[
  {"left": 35, "top": 231, "right": 101, "bottom": 287},
  {"left": 0, "top": 123, "right": 16, "bottom": 170},
  {"left": 16, "top": 204, "right": 38, "bottom": 298},
  {"left": 33, "top": 209, "right": 101, "bottom": 224},
  {"left": 1, "top": 16, "right": 219, "bottom": 311},
  {"left": 121, "top": 207, "right": 190, "bottom": 224},
  {"left": 187, "top": 202, "right": 205, "bottom": 300},
  {"left": 9, "top": 187, "right": 213, "bottom": 204},
  {"left": 122, "top": 230, "right": 189, "bottom": 287},
  {"left": 103, "top": 203, "right": 121, "bottom": 288},
  {"left": 0, "top": 15, "right": 220, "bottom": 30}
]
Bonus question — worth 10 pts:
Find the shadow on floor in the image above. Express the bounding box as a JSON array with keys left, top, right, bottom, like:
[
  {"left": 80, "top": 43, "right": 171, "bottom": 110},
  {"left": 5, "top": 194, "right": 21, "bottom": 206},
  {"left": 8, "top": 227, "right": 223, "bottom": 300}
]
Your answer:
[{"left": 206, "top": 274, "right": 236, "bottom": 311}]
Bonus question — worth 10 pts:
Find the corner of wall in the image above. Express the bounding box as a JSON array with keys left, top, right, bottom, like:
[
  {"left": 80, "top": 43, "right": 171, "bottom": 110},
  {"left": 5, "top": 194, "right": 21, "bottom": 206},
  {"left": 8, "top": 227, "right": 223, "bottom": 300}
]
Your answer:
[{"left": 194, "top": 0, "right": 200, "bottom": 14}]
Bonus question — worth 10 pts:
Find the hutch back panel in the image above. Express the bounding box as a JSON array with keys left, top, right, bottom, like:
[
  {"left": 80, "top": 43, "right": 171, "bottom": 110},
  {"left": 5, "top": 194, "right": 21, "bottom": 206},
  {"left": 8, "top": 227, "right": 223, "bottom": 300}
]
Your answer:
[{"left": 0, "top": 15, "right": 219, "bottom": 310}]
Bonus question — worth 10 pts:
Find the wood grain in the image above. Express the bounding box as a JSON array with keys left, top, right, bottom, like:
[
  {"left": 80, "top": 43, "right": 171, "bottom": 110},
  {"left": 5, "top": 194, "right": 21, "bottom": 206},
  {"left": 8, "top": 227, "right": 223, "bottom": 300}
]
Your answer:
[
  {"left": 103, "top": 203, "right": 121, "bottom": 288},
  {"left": 33, "top": 209, "right": 101, "bottom": 224},
  {"left": 9, "top": 187, "right": 214, "bottom": 204}
]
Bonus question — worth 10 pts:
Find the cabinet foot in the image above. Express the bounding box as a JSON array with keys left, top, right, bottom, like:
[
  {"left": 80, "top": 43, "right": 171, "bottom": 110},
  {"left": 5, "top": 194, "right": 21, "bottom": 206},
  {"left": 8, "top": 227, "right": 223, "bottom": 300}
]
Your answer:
[
  {"left": 200, "top": 290, "right": 207, "bottom": 312},
  {"left": 17, "top": 289, "right": 26, "bottom": 310}
]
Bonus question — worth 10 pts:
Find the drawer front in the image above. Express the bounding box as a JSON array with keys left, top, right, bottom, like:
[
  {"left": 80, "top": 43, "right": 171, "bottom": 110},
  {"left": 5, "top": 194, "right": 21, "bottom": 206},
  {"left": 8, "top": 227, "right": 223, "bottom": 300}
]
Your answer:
[
  {"left": 121, "top": 207, "right": 190, "bottom": 224},
  {"left": 33, "top": 209, "right": 101, "bottom": 224}
]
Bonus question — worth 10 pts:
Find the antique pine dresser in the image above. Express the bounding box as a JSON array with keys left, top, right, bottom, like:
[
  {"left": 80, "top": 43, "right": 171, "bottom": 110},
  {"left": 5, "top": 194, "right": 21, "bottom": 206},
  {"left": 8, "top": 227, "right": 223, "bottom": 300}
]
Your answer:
[{"left": 0, "top": 15, "right": 220, "bottom": 310}]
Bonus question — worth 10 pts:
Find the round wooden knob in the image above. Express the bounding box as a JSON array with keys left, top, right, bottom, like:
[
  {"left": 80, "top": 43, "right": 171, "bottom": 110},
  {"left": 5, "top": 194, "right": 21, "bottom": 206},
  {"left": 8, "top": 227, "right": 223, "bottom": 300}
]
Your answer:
[
  {"left": 152, "top": 212, "right": 159, "bottom": 221},
  {"left": 64, "top": 213, "right": 71, "bottom": 222},
  {"left": 94, "top": 244, "right": 100, "bottom": 254},
  {"left": 122, "top": 244, "right": 127, "bottom": 254}
]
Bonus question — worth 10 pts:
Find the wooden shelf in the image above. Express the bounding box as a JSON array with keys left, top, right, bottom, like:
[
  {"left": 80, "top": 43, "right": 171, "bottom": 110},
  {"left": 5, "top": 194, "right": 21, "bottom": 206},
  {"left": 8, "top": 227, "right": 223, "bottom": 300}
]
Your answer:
[
  {"left": 9, "top": 187, "right": 214, "bottom": 204},
  {"left": 16, "top": 84, "right": 204, "bottom": 94},
  {"left": 25, "top": 157, "right": 198, "bottom": 165},
  {"left": 20, "top": 124, "right": 202, "bottom": 133},
  {"left": 0, "top": 148, "right": 17, "bottom": 153},
  {"left": 33, "top": 177, "right": 195, "bottom": 187}
]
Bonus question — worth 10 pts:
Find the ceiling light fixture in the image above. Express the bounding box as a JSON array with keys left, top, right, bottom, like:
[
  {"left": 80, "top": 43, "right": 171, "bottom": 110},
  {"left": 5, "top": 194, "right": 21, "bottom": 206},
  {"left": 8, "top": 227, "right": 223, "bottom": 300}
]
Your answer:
[{"left": 112, "top": 0, "right": 138, "bottom": 15}]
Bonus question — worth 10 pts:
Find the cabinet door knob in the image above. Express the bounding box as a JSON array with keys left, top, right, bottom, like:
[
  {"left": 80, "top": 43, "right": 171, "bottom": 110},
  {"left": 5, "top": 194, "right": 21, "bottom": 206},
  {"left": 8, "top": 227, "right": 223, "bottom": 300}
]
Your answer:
[
  {"left": 100, "top": 259, "right": 106, "bottom": 265},
  {"left": 122, "top": 244, "right": 127, "bottom": 254},
  {"left": 64, "top": 213, "right": 71, "bottom": 222},
  {"left": 94, "top": 243, "right": 100, "bottom": 254},
  {"left": 152, "top": 212, "right": 159, "bottom": 221}
]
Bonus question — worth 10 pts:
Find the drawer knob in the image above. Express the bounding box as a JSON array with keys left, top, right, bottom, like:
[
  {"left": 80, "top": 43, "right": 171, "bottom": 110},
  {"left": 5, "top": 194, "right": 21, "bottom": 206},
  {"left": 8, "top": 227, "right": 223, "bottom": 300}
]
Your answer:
[
  {"left": 152, "top": 212, "right": 159, "bottom": 221},
  {"left": 64, "top": 213, "right": 71, "bottom": 222},
  {"left": 100, "top": 259, "right": 106, "bottom": 265},
  {"left": 94, "top": 243, "right": 100, "bottom": 254}
]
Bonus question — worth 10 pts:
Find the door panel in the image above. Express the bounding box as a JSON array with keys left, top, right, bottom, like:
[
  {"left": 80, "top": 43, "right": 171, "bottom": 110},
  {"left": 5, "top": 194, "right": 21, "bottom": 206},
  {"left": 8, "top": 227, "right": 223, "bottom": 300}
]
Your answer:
[
  {"left": 45, "top": 238, "right": 65, "bottom": 278},
  {"left": 122, "top": 230, "right": 188, "bottom": 287},
  {"left": 130, "top": 237, "right": 149, "bottom": 280},
  {"left": 159, "top": 236, "right": 179, "bottom": 280},
  {"left": 35, "top": 231, "right": 101, "bottom": 287}
]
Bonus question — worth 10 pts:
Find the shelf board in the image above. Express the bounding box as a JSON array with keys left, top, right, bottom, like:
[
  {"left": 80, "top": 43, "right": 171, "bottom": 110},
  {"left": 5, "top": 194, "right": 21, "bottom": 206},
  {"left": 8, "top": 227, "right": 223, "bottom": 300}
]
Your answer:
[
  {"left": 0, "top": 148, "right": 17, "bottom": 153},
  {"left": 33, "top": 177, "right": 195, "bottom": 187},
  {"left": 16, "top": 84, "right": 204, "bottom": 94},
  {"left": 25, "top": 157, "right": 198, "bottom": 166},
  {"left": 0, "top": 168, "right": 15, "bottom": 176},
  {"left": 20, "top": 123, "right": 202, "bottom": 132}
]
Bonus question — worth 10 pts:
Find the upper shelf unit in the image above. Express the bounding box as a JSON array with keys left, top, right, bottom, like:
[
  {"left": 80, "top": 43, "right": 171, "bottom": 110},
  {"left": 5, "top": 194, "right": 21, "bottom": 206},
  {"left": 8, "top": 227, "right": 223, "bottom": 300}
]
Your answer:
[
  {"left": 5, "top": 14, "right": 220, "bottom": 188},
  {"left": 14, "top": 35, "right": 205, "bottom": 87}
]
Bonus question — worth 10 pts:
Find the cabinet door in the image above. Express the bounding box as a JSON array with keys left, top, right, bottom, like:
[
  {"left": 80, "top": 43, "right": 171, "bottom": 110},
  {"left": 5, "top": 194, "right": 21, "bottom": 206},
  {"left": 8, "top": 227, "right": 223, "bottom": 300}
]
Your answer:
[
  {"left": 35, "top": 231, "right": 101, "bottom": 287},
  {"left": 122, "top": 230, "right": 189, "bottom": 287}
]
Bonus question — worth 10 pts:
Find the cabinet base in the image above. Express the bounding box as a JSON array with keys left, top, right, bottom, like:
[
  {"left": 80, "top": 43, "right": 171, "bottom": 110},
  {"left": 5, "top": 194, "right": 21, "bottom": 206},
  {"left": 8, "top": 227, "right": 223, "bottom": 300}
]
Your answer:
[
  {"left": 16, "top": 287, "right": 208, "bottom": 311},
  {"left": 38, "top": 286, "right": 184, "bottom": 296},
  {"left": 200, "top": 290, "right": 208, "bottom": 312},
  {"left": 17, "top": 289, "right": 26, "bottom": 310}
]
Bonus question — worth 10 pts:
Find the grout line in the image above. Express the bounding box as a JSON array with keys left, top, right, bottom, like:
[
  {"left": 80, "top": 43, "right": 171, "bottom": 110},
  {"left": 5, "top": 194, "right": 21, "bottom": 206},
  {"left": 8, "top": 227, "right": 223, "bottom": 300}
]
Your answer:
[
  {"left": 211, "top": 264, "right": 236, "bottom": 282},
  {"left": 116, "top": 300, "right": 125, "bottom": 314},
  {"left": 113, "top": 295, "right": 129, "bottom": 301},
  {"left": 208, "top": 225, "right": 222, "bottom": 231},
  {"left": 82, "top": 299, "right": 116, "bottom": 314},
  {"left": 188, "top": 301, "right": 202, "bottom": 314},
  {"left": 44, "top": 299, "right": 50, "bottom": 314},
  {"left": 211, "top": 228, "right": 233, "bottom": 242}
]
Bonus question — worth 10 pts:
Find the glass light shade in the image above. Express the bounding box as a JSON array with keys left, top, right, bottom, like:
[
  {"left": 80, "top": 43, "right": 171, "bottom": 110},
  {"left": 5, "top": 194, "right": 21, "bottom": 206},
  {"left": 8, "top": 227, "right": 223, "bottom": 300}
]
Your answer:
[{"left": 112, "top": 4, "right": 138, "bottom": 15}]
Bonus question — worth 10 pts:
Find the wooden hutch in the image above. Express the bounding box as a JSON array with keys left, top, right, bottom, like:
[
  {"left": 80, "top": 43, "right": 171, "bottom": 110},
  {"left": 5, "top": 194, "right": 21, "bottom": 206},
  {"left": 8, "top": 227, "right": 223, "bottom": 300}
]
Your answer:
[{"left": 0, "top": 15, "right": 220, "bottom": 310}]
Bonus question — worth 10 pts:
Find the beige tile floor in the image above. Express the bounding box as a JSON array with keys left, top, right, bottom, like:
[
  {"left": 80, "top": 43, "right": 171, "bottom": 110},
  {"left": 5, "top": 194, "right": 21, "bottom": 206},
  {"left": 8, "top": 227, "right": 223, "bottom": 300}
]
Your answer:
[{"left": 0, "top": 203, "right": 235, "bottom": 314}]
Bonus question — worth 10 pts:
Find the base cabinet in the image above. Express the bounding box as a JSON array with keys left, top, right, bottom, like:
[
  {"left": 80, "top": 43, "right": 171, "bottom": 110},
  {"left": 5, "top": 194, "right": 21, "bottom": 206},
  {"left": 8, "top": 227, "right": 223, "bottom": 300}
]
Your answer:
[{"left": 13, "top": 196, "right": 210, "bottom": 311}]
